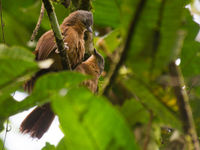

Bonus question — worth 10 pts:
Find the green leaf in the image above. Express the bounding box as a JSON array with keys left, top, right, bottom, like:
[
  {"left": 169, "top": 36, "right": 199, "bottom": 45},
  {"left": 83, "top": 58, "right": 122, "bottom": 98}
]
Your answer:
[
  {"left": 0, "top": 71, "right": 87, "bottom": 117},
  {"left": 181, "top": 10, "right": 200, "bottom": 77},
  {"left": 93, "top": 0, "right": 120, "bottom": 28},
  {"left": 0, "top": 45, "right": 36, "bottom": 85},
  {"left": 125, "top": 0, "right": 160, "bottom": 78},
  {"left": 42, "top": 142, "right": 56, "bottom": 150},
  {"left": 154, "top": 0, "right": 185, "bottom": 70},
  {"left": 189, "top": 99, "right": 200, "bottom": 136},
  {"left": 120, "top": 0, "right": 138, "bottom": 35},
  {"left": 95, "top": 29, "right": 122, "bottom": 54},
  {"left": 1, "top": 0, "right": 69, "bottom": 46},
  {"left": 120, "top": 99, "right": 150, "bottom": 126},
  {"left": 125, "top": 0, "right": 185, "bottom": 78},
  {"left": 56, "top": 137, "right": 68, "bottom": 150},
  {"left": 0, "top": 45, "right": 37, "bottom": 106},
  {"left": 1, "top": 0, "right": 39, "bottom": 46},
  {"left": 0, "top": 45, "right": 37, "bottom": 121},
  {"left": 123, "top": 78, "right": 181, "bottom": 130},
  {"left": 33, "top": 71, "right": 88, "bottom": 92},
  {"left": 0, "top": 138, "right": 3, "bottom": 147},
  {"left": 52, "top": 88, "right": 139, "bottom": 150}
]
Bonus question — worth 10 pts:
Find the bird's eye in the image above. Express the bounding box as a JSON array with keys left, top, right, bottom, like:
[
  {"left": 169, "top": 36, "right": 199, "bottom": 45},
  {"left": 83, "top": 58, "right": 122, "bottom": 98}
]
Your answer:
[{"left": 82, "top": 19, "right": 87, "bottom": 26}]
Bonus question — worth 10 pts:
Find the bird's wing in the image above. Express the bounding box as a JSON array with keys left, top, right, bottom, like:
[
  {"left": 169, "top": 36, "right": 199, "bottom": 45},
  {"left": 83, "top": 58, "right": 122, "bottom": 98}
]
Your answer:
[
  {"left": 63, "top": 28, "right": 85, "bottom": 68},
  {"left": 35, "top": 30, "right": 57, "bottom": 60},
  {"left": 75, "top": 62, "right": 98, "bottom": 93}
]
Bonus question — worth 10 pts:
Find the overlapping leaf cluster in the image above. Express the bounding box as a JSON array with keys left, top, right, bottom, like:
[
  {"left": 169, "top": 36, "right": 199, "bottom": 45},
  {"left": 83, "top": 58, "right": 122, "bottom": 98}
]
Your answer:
[{"left": 1, "top": 0, "right": 200, "bottom": 149}]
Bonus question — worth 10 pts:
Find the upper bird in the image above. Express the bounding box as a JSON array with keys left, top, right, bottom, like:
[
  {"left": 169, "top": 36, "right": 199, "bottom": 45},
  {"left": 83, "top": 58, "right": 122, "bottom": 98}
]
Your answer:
[
  {"left": 25, "top": 10, "right": 93, "bottom": 93},
  {"left": 20, "top": 10, "right": 94, "bottom": 138},
  {"left": 35, "top": 10, "right": 93, "bottom": 70}
]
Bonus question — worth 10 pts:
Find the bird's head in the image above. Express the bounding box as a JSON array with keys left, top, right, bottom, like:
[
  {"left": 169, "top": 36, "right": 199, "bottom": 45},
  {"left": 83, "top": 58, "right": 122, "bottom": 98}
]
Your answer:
[
  {"left": 63, "top": 10, "right": 93, "bottom": 33},
  {"left": 93, "top": 48, "right": 104, "bottom": 74}
]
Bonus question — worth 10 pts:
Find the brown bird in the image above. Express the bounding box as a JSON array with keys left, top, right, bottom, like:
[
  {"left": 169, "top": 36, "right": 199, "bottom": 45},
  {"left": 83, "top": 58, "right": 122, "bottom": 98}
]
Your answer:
[
  {"left": 75, "top": 48, "right": 104, "bottom": 93},
  {"left": 25, "top": 10, "right": 93, "bottom": 93},
  {"left": 24, "top": 10, "right": 93, "bottom": 93},
  {"left": 36, "top": 10, "right": 93, "bottom": 70},
  {"left": 20, "top": 48, "right": 104, "bottom": 139},
  {"left": 20, "top": 10, "right": 94, "bottom": 138}
]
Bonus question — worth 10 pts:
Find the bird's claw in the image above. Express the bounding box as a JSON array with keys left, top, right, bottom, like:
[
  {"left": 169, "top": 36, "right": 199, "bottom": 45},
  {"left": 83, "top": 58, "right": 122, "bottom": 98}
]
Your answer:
[
  {"left": 55, "top": 42, "right": 69, "bottom": 54},
  {"left": 64, "top": 42, "right": 69, "bottom": 50}
]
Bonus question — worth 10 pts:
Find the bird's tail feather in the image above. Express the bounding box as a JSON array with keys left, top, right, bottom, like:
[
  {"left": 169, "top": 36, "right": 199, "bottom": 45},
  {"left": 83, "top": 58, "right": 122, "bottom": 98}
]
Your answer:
[{"left": 20, "top": 103, "right": 55, "bottom": 139}]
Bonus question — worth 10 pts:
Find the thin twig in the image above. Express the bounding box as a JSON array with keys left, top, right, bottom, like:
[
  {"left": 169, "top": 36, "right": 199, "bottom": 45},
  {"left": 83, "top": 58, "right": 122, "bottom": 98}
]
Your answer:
[
  {"left": 149, "top": 0, "right": 166, "bottom": 77},
  {"left": 78, "top": 0, "right": 92, "bottom": 10},
  {"left": 102, "top": 0, "right": 148, "bottom": 96},
  {"left": 52, "top": 0, "right": 71, "bottom": 8},
  {"left": 0, "top": 0, "right": 5, "bottom": 43},
  {"left": 169, "top": 61, "right": 200, "bottom": 150},
  {"left": 143, "top": 110, "right": 153, "bottom": 150},
  {"left": 2, "top": 120, "right": 11, "bottom": 150},
  {"left": 42, "top": 0, "right": 71, "bottom": 70},
  {"left": 30, "top": 3, "right": 45, "bottom": 41},
  {"left": 0, "top": 1, "right": 10, "bottom": 150}
]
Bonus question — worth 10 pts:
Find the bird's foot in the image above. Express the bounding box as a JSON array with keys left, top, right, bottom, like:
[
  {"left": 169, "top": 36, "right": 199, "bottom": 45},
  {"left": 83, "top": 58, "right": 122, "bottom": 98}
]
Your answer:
[
  {"left": 64, "top": 42, "right": 69, "bottom": 51},
  {"left": 55, "top": 43, "right": 69, "bottom": 54}
]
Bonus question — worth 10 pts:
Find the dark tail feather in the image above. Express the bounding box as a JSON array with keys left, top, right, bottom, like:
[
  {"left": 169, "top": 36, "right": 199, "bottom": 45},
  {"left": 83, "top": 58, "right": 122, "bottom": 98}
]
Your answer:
[
  {"left": 20, "top": 103, "right": 55, "bottom": 139},
  {"left": 24, "top": 69, "right": 52, "bottom": 93}
]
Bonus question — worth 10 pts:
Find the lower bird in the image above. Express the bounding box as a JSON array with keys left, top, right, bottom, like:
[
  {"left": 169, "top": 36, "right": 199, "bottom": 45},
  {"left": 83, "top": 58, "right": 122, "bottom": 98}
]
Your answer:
[{"left": 20, "top": 48, "right": 104, "bottom": 139}]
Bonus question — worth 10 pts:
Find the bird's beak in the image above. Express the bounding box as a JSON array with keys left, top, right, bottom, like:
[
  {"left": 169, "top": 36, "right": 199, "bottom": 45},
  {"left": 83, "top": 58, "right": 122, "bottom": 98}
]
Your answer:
[
  {"left": 93, "top": 48, "right": 97, "bottom": 55},
  {"left": 87, "top": 26, "right": 93, "bottom": 33}
]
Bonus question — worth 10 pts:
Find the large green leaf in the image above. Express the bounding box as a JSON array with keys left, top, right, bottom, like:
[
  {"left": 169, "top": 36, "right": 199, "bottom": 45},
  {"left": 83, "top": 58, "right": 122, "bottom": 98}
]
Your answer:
[
  {"left": 56, "top": 137, "right": 68, "bottom": 150},
  {"left": 154, "top": 0, "right": 185, "bottom": 70},
  {"left": 1, "top": 0, "right": 70, "bottom": 47},
  {"left": 120, "top": 0, "right": 138, "bottom": 35},
  {"left": 125, "top": 0, "right": 160, "bottom": 79},
  {"left": 52, "top": 88, "right": 139, "bottom": 150},
  {"left": 123, "top": 77, "right": 181, "bottom": 130},
  {"left": 93, "top": 0, "right": 120, "bottom": 28},
  {"left": 125, "top": 0, "right": 185, "bottom": 79},
  {"left": 0, "top": 45, "right": 37, "bottom": 101},
  {"left": 0, "top": 71, "right": 87, "bottom": 118},
  {"left": 1, "top": 0, "right": 39, "bottom": 46},
  {"left": 181, "top": 11, "right": 200, "bottom": 77},
  {"left": 0, "top": 45, "right": 37, "bottom": 130},
  {"left": 119, "top": 99, "right": 150, "bottom": 126}
]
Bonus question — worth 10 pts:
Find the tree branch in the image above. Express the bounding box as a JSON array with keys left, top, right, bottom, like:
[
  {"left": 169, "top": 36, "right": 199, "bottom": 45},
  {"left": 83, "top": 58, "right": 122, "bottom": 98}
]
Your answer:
[
  {"left": 169, "top": 61, "right": 200, "bottom": 150},
  {"left": 0, "top": 0, "right": 5, "bottom": 44},
  {"left": 52, "top": 0, "right": 71, "bottom": 8},
  {"left": 78, "top": 0, "right": 92, "bottom": 10},
  {"left": 42, "top": 0, "right": 71, "bottom": 70},
  {"left": 102, "top": 0, "right": 148, "bottom": 96},
  {"left": 143, "top": 110, "right": 153, "bottom": 150},
  {"left": 30, "top": 3, "right": 45, "bottom": 41}
]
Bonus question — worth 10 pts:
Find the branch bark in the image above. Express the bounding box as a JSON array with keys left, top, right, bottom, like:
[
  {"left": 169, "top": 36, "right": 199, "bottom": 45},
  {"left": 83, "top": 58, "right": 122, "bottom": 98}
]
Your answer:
[
  {"left": 42, "top": 0, "right": 71, "bottom": 70},
  {"left": 102, "top": 0, "right": 148, "bottom": 96},
  {"left": 30, "top": 3, "right": 45, "bottom": 41},
  {"left": 79, "top": 0, "right": 92, "bottom": 10},
  {"left": 169, "top": 61, "right": 200, "bottom": 150},
  {"left": 143, "top": 110, "right": 153, "bottom": 150}
]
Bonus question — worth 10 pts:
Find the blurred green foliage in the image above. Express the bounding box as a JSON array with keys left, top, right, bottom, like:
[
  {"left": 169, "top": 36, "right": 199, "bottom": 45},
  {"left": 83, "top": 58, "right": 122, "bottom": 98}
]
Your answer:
[{"left": 0, "top": 0, "right": 200, "bottom": 149}]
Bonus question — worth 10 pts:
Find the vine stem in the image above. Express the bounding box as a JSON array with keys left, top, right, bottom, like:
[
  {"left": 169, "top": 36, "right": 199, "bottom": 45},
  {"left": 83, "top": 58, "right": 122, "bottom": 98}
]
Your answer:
[
  {"left": 42, "top": 0, "right": 71, "bottom": 70},
  {"left": 0, "top": 1, "right": 11, "bottom": 150},
  {"left": 102, "top": 0, "right": 148, "bottom": 96},
  {"left": 30, "top": 3, "right": 45, "bottom": 41},
  {"left": 169, "top": 61, "right": 200, "bottom": 150}
]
